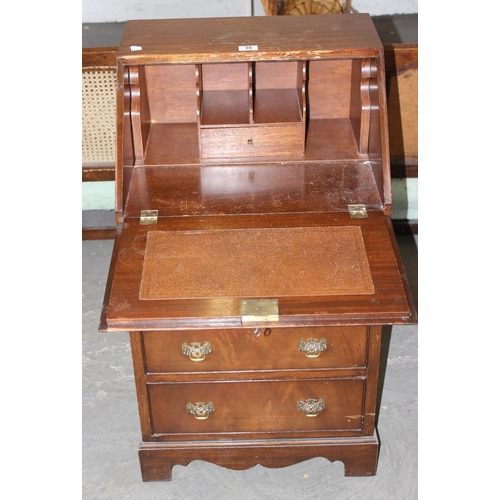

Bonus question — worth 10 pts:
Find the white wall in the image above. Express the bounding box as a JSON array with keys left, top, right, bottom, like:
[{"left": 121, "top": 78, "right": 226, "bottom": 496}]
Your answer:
[{"left": 83, "top": 0, "right": 417, "bottom": 23}]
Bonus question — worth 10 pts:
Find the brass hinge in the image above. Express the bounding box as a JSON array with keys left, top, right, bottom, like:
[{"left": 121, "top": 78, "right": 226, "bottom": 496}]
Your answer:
[
  {"left": 241, "top": 299, "right": 279, "bottom": 323},
  {"left": 140, "top": 210, "right": 158, "bottom": 225},
  {"left": 348, "top": 204, "right": 367, "bottom": 218}
]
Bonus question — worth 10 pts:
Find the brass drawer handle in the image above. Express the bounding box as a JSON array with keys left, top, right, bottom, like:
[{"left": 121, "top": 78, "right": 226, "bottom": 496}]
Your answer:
[
  {"left": 182, "top": 341, "right": 212, "bottom": 361},
  {"left": 186, "top": 401, "right": 215, "bottom": 420},
  {"left": 297, "top": 338, "right": 327, "bottom": 358},
  {"left": 297, "top": 398, "right": 325, "bottom": 417}
]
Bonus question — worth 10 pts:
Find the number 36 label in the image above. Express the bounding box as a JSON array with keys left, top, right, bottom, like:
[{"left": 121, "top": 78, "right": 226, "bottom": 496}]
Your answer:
[{"left": 239, "top": 45, "right": 258, "bottom": 51}]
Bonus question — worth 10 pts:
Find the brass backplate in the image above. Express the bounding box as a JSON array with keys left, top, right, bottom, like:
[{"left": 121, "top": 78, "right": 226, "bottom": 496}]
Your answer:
[{"left": 241, "top": 299, "right": 279, "bottom": 323}]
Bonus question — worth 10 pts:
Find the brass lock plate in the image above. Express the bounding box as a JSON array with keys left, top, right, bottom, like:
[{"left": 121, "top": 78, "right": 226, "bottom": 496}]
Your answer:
[{"left": 241, "top": 299, "right": 279, "bottom": 323}]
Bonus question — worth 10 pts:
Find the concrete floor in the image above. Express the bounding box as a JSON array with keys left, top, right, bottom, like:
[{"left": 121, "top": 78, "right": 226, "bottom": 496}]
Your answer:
[{"left": 82, "top": 231, "right": 417, "bottom": 499}]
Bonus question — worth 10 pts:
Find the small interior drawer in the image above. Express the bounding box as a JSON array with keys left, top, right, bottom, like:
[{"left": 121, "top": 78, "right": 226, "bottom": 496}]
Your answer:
[
  {"left": 142, "top": 326, "right": 368, "bottom": 373},
  {"left": 148, "top": 378, "right": 365, "bottom": 435},
  {"left": 200, "top": 123, "right": 304, "bottom": 158}
]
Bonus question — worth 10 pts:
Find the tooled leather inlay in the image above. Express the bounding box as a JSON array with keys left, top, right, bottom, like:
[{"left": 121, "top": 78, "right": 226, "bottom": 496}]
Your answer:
[{"left": 139, "top": 226, "right": 374, "bottom": 299}]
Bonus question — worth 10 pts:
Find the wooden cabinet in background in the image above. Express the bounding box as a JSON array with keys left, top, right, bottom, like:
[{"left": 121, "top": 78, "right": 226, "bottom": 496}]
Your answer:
[{"left": 99, "top": 14, "right": 416, "bottom": 481}]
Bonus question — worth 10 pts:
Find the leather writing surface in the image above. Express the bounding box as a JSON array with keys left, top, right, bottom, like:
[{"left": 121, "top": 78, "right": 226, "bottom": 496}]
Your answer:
[{"left": 139, "top": 226, "right": 374, "bottom": 300}]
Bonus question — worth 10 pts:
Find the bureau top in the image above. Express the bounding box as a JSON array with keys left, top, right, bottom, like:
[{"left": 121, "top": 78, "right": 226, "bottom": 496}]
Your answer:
[{"left": 117, "top": 13, "right": 383, "bottom": 64}]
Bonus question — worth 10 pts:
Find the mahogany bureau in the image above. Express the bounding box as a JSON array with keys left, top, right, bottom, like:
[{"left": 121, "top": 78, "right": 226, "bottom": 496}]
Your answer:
[{"left": 99, "top": 13, "right": 417, "bottom": 481}]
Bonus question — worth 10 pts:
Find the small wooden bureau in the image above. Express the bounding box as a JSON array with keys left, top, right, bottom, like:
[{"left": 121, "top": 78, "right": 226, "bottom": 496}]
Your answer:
[{"left": 99, "top": 13, "right": 417, "bottom": 481}]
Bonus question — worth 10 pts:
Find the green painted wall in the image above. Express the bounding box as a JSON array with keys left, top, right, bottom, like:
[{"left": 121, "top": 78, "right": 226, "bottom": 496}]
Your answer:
[
  {"left": 392, "top": 178, "right": 418, "bottom": 220},
  {"left": 82, "top": 181, "right": 115, "bottom": 211}
]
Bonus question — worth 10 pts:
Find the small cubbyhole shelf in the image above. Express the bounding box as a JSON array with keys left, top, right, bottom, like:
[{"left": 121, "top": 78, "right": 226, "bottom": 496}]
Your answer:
[{"left": 199, "top": 61, "right": 306, "bottom": 159}]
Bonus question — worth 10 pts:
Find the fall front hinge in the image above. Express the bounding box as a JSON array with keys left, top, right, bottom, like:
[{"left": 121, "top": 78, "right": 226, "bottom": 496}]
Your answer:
[
  {"left": 140, "top": 210, "right": 158, "bottom": 225},
  {"left": 348, "top": 204, "right": 367, "bottom": 218}
]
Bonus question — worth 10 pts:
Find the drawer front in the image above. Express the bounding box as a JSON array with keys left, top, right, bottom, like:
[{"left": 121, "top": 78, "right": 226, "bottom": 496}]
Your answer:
[
  {"left": 148, "top": 378, "right": 364, "bottom": 435},
  {"left": 142, "top": 326, "right": 368, "bottom": 373},
  {"left": 200, "top": 123, "right": 304, "bottom": 158}
]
